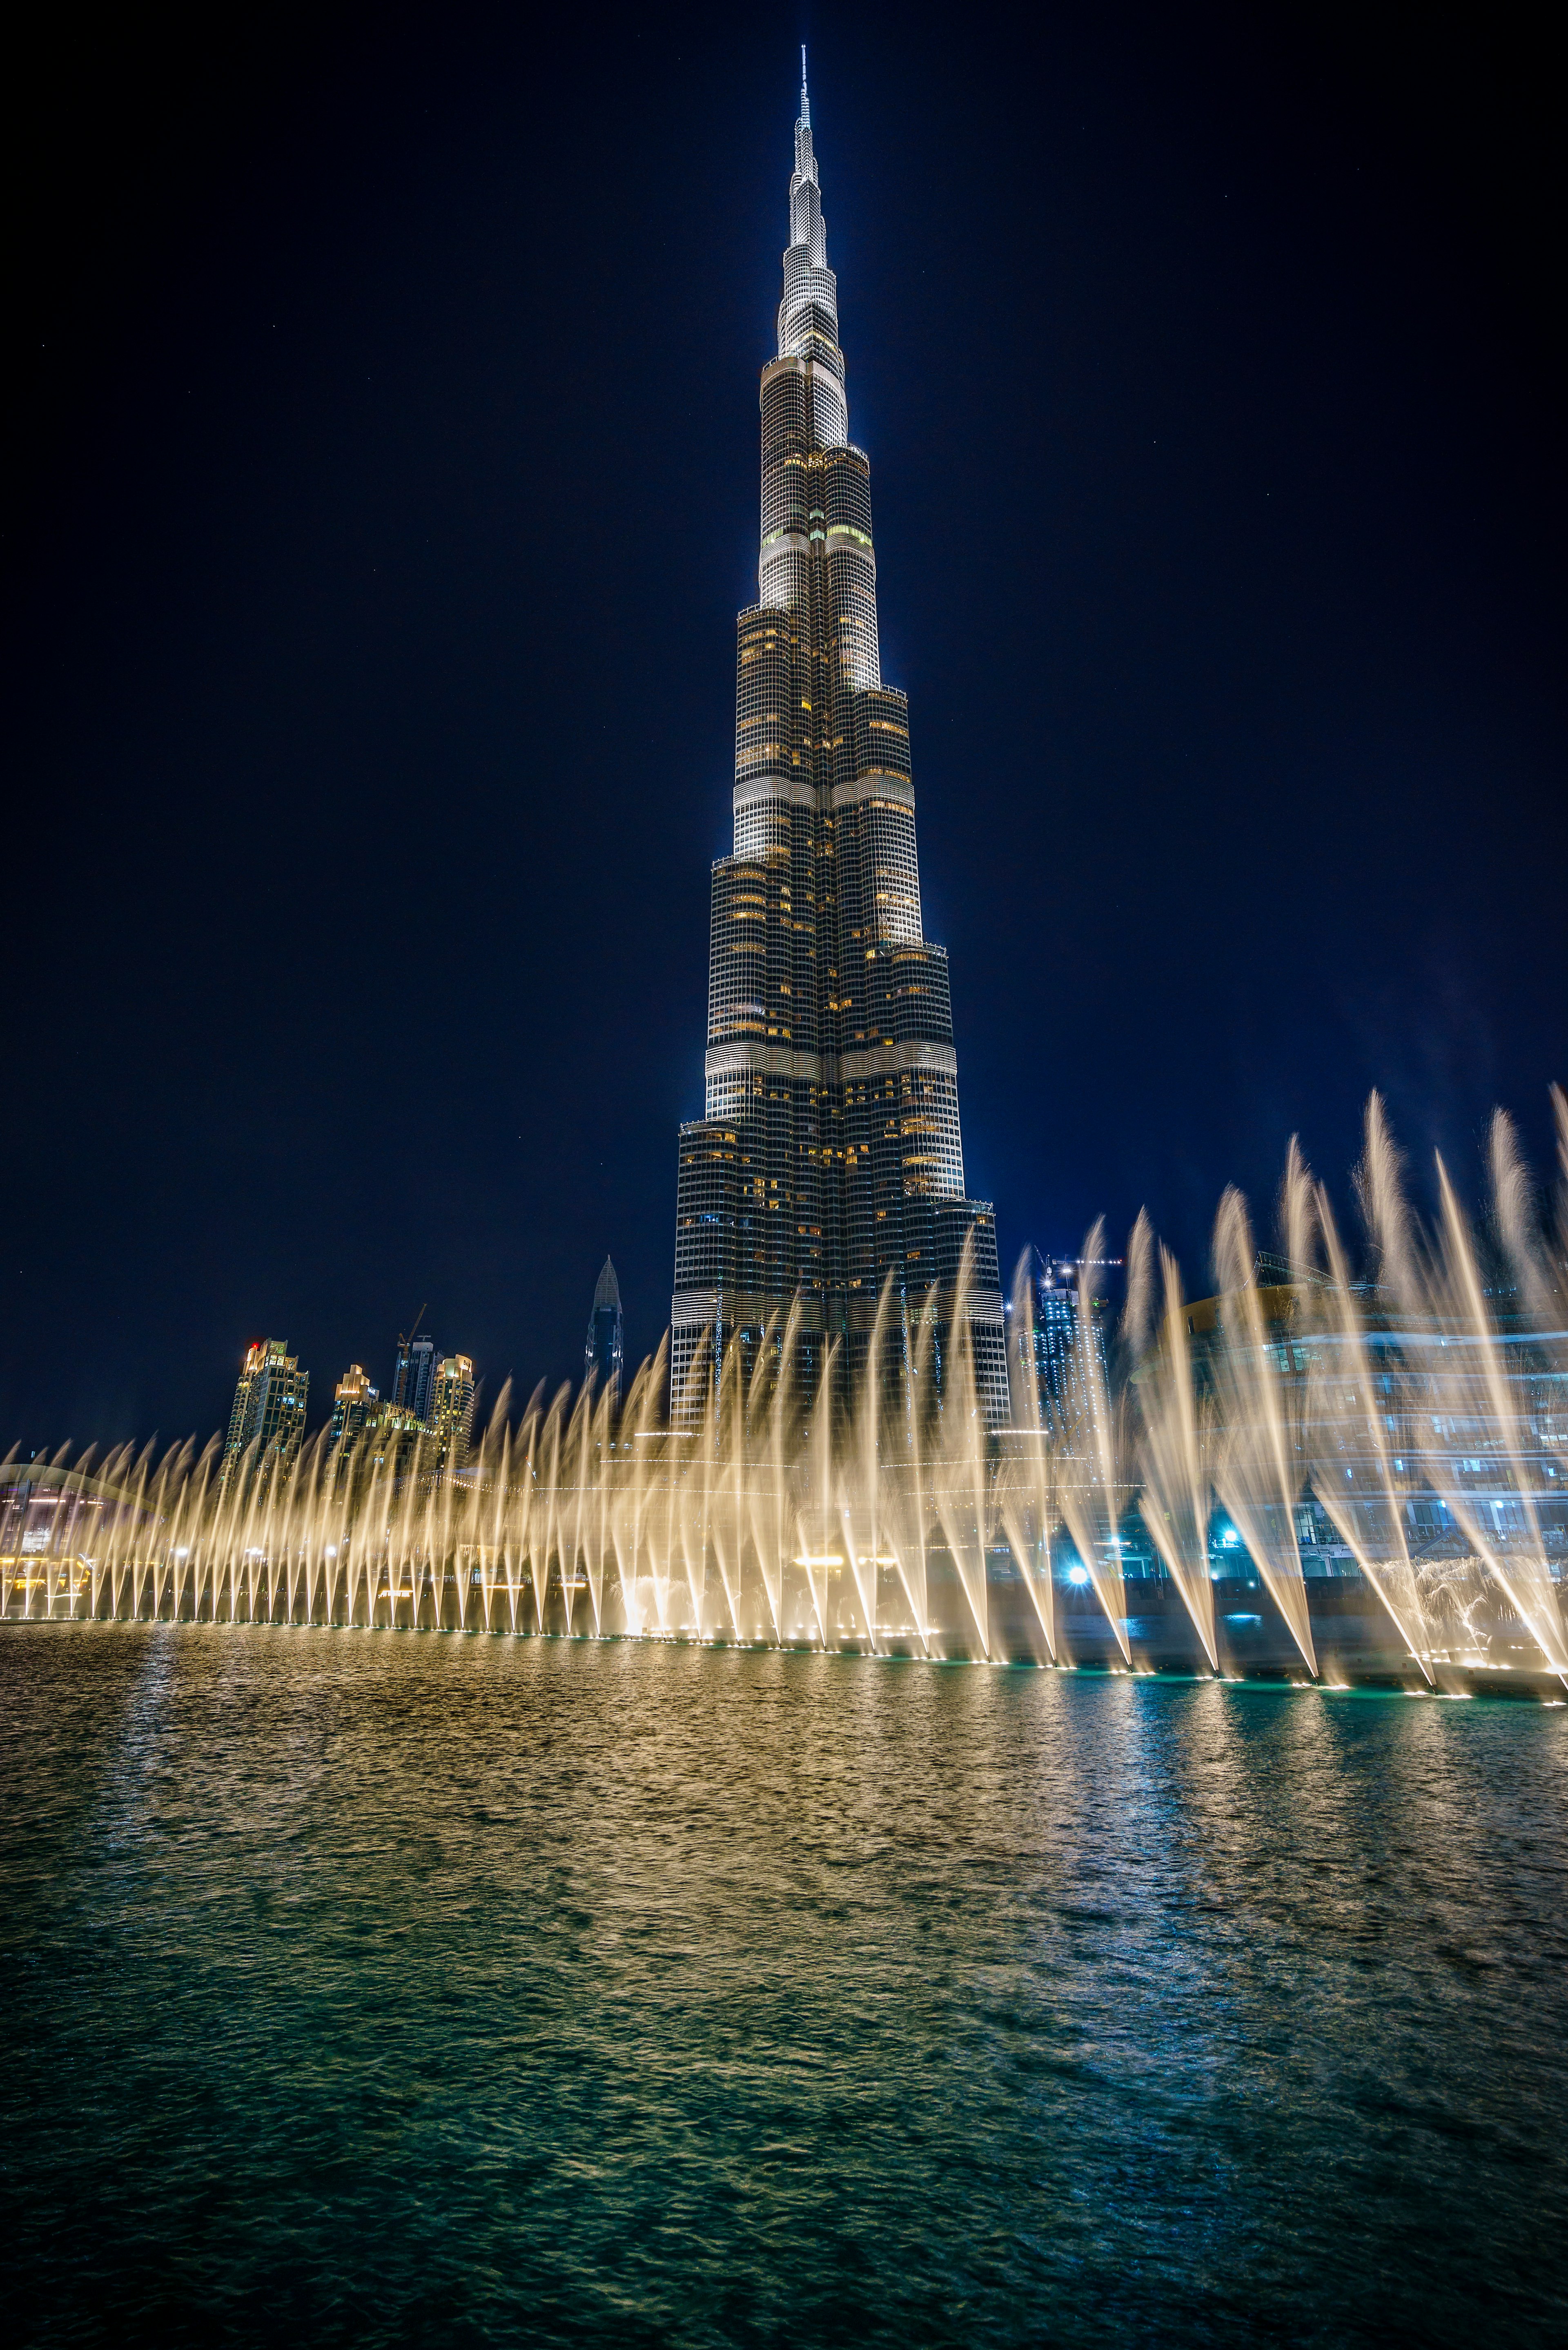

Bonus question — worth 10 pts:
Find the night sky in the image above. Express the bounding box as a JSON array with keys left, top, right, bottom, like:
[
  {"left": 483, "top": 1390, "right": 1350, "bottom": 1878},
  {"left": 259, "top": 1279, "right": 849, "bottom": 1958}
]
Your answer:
[{"left": 4, "top": 3, "right": 1562, "bottom": 1449}]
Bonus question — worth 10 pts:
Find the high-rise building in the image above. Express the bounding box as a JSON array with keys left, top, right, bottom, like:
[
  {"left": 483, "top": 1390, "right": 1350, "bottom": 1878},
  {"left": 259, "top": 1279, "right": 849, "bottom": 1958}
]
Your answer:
[
  {"left": 325, "top": 1364, "right": 379, "bottom": 1459},
  {"left": 218, "top": 1338, "right": 309, "bottom": 1495},
  {"left": 432, "top": 1354, "right": 476, "bottom": 1473},
  {"left": 1008, "top": 1256, "right": 1114, "bottom": 1442},
  {"left": 359, "top": 1400, "right": 431, "bottom": 1478},
  {"left": 392, "top": 1329, "right": 438, "bottom": 1426},
  {"left": 671, "top": 58, "right": 1007, "bottom": 1422},
  {"left": 584, "top": 1258, "right": 625, "bottom": 1398}
]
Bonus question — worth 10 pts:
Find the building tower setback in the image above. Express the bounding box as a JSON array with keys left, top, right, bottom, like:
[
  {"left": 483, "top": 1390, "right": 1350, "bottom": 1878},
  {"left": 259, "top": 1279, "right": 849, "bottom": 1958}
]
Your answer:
[{"left": 671, "top": 57, "right": 1007, "bottom": 1422}]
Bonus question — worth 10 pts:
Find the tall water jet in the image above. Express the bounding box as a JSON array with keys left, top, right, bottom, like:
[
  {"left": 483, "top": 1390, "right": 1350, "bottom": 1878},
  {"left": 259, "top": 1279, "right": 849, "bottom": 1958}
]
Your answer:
[
  {"left": 1212, "top": 1186, "right": 1316, "bottom": 1675},
  {"left": 1052, "top": 1221, "right": 1131, "bottom": 1666},
  {"left": 1552, "top": 1084, "right": 1568, "bottom": 1279},
  {"left": 997, "top": 1250, "right": 1057, "bottom": 1659},
  {"left": 930, "top": 1235, "right": 992, "bottom": 1657},
  {"left": 1280, "top": 1134, "right": 1319, "bottom": 1289},
  {"left": 751, "top": 1300, "right": 802, "bottom": 1644},
  {"left": 706, "top": 1337, "right": 746, "bottom": 1637},
  {"left": 837, "top": 1274, "right": 903, "bottom": 1650},
  {"left": 628, "top": 1340, "right": 670, "bottom": 1632},
  {"left": 801, "top": 1340, "right": 840, "bottom": 1647},
  {"left": 1490, "top": 1108, "right": 1555, "bottom": 1329},
  {"left": 1307, "top": 1187, "right": 1433, "bottom": 1681},
  {"left": 1356, "top": 1090, "right": 1420, "bottom": 1312},
  {"left": 1420, "top": 1154, "right": 1568, "bottom": 1681},
  {"left": 1488, "top": 1105, "right": 1568, "bottom": 1505},
  {"left": 1134, "top": 1244, "right": 1219, "bottom": 1670},
  {"left": 9, "top": 1088, "right": 1568, "bottom": 1690},
  {"left": 886, "top": 1288, "right": 935, "bottom": 1650}
]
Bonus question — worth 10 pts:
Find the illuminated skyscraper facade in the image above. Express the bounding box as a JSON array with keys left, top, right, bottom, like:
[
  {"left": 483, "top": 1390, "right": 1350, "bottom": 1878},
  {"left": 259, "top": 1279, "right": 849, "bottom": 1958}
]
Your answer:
[
  {"left": 1017, "top": 1258, "right": 1111, "bottom": 1441},
  {"left": 672, "top": 61, "right": 1007, "bottom": 1422},
  {"left": 218, "top": 1338, "right": 309, "bottom": 1495},
  {"left": 432, "top": 1354, "right": 476, "bottom": 1473},
  {"left": 392, "top": 1329, "right": 438, "bottom": 1425},
  {"left": 325, "top": 1363, "right": 379, "bottom": 1458}
]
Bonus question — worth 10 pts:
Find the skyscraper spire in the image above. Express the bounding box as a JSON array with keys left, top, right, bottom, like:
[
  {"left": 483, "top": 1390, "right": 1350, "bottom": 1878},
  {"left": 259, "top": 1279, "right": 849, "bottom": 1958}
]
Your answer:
[
  {"left": 780, "top": 53, "right": 837, "bottom": 425},
  {"left": 670, "top": 67, "right": 1008, "bottom": 1427}
]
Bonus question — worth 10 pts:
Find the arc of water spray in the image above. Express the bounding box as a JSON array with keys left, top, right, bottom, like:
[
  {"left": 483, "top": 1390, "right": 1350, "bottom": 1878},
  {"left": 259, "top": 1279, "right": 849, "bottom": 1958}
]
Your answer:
[
  {"left": 708, "top": 1338, "right": 746, "bottom": 1636},
  {"left": 18, "top": 1086, "right": 1568, "bottom": 1683},
  {"left": 892, "top": 1284, "right": 935, "bottom": 1651},
  {"left": 863, "top": 1269, "right": 933, "bottom": 1653},
  {"left": 563, "top": 1380, "right": 591, "bottom": 1630},
  {"left": 1426, "top": 1153, "right": 1568, "bottom": 1682},
  {"left": 751, "top": 1299, "right": 801, "bottom": 1643},
  {"left": 735, "top": 1311, "right": 783, "bottom": 1642},
  {"left": 801, "top": 1340, "right": 838, "bottom": 1648},
  {"left": 837, "top": 1274, "right": 895, "bottom": 1650},
  {"left": 677, "top": 1327, "right": 715, "bottom": 1645},
  {"left": 930, "top": 1233, "right": 991, "bottom": 1659},
  {"left": 997, "top": 1249, "right": 1057, "bottom": 1660},
  {"left": 1053, "top": 1219, "right": 1131, "bottom": 1667},
  {"left": 1308, "top": 1186, "right": 1433, "bottom": 1682},
  {"left": 1134, "top": 1242, "right": 1219, "bottom": 1671},
  {"left": 635, "top": 1337, "right": 671, "bottom": 1629},
  {"left": 1212, "top": 1183, "right": 1318, "bottom": 1677},
  {"left": 1357, "top": 1093, "right": 1567, "bottom": 1683},
  {"left": 1491, "top": 1101, "right": 1568, "bottom": 1451}
]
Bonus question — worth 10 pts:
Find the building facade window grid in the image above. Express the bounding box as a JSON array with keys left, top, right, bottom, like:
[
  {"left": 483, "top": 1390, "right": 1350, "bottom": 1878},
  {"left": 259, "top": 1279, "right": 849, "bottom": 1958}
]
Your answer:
[{"left": 672, "top": 67, "right": 1006, "bottom": 1423}]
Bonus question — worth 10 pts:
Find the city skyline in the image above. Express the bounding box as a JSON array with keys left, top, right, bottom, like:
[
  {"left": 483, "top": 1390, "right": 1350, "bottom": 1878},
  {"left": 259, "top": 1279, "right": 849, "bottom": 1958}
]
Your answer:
[
  {"left": 4, "top": 22, "right": 1564, "bottom": 2343},
  {"left": 2, "top": 9, "right": 1560, "bottom": 1449}
]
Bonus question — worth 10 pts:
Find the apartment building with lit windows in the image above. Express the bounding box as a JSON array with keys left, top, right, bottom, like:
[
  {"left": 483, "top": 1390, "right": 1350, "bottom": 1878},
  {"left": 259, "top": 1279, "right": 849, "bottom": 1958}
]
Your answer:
[
  {"left": 218, "top": 1338, "right": 309, "bottom": 1496},
  {"left": 432, "top": 1354, "right": 476, "bottom": 1474}
]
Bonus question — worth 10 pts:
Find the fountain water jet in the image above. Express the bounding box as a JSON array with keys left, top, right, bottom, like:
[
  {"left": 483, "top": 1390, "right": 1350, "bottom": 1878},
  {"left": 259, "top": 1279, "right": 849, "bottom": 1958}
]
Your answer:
[
  {"left": 1212, "top": 1186, "right": 1317, "bottom": 1676},
  {"left": 997, "top": 1251, "right": 1058, "bottom": 1661},
  {"left": 7, "top": 1093, "right": 1568, "bottom": 1690},
  {"left": 1134, "top": 1245, "right": 1219, "bottom": 1670},
  {"left": 1307, "top": 1189, "right": 1433, "bottom": 1681},
  {"left": 1054, "top": 1220, "right": 1132, "bottom": 1666}
]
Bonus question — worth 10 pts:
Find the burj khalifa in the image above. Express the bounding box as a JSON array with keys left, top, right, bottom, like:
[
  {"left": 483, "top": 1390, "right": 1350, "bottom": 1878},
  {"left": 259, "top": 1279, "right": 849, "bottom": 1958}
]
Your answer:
[{"left": 671, "top": 58, "right": 1007, "bottom": 1423}]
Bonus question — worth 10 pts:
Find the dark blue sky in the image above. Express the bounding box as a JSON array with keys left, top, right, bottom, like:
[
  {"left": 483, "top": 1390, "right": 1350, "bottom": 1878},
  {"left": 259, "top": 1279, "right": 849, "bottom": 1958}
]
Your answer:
[{"left": 4, "top": 2, "right": 1562, "bottom": 1447}]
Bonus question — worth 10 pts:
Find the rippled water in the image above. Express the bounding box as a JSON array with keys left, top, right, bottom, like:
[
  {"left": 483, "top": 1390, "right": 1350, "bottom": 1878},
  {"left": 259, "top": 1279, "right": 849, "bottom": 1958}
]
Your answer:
[{"left": 3, "top": 1626, "right": 1566, "bottom": 2347}]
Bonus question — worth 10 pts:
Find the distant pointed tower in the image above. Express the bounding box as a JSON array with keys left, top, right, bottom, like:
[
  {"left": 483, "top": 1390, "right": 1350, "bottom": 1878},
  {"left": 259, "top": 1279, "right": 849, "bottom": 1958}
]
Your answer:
[
  {"left": 670, "top": 57, "right": 1008, "bottom": 1423},
  {"left": 585, "top": 1258, "right": 625, "bottom": 1400}
]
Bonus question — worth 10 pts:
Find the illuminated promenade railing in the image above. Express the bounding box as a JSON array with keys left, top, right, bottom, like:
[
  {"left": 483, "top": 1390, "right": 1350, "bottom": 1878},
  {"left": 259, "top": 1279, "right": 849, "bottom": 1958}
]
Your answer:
[{"left": 4, "top": 1092, "right": 1566, "bottom": 1687}]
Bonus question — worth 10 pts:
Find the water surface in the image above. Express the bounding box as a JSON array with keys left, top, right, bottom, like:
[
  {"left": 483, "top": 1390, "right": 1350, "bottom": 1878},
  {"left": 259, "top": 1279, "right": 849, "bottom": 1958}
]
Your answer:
[{"left": 3, "top": 1626, "right": 1565, "bottom": 2346}]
